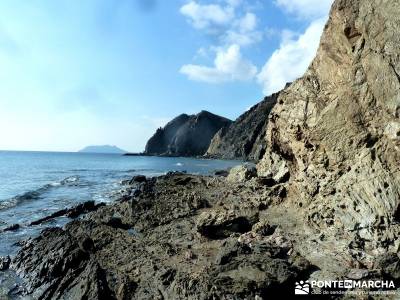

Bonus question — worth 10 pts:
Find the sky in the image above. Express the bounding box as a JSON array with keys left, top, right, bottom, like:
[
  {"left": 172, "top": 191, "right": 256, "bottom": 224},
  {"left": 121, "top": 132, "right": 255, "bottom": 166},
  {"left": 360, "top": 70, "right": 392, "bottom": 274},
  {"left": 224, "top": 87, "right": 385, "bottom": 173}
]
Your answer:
[{"left": 0, "top": 0, "right": 333, "bottom": 152}]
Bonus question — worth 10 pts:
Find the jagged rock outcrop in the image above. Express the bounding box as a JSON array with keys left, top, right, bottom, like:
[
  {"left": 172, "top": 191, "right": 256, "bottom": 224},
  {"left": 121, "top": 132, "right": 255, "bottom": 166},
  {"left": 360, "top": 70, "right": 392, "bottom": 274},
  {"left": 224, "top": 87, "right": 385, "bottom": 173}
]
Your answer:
[
  {"left": 11, "top": 174, "right": 312, "bottom": 299},
  {"left": 258, "top": 0, "right": 400, "bottom": 268},
  {"left": 206, "top": 93, "right": 279, "bottom": 161},
  {"left": 145, "top": 111, "right": 232, "bottom": 157}
]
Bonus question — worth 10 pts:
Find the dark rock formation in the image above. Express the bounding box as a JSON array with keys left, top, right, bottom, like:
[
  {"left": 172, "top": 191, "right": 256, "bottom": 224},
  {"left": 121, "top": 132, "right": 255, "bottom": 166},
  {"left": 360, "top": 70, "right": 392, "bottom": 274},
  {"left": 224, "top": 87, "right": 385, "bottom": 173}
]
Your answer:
[
  {"left": 0, "top": 256, "right": 11, "bottom": 271},
  {"left": 144, "top": 111, "right": 232, "bottom": 157},
  {"left": 11, "top": 173, "right": 309, "bottom": 299},
  {"left": 11, "top": 226, "right": 114, "bottom": 300},
  {"left": 29, "top": 201, "right": 105, "bottom": 226},
  {"left": 1, "top": 224, "right": 20, "bottom": 232},
  {"left": 206, "top": 92, "right": 279, "bottom": 162}
]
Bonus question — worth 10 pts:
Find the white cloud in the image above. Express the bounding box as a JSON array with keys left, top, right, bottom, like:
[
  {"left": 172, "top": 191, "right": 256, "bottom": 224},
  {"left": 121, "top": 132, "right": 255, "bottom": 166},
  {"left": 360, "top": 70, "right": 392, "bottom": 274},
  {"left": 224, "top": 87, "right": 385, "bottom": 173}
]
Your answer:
[
  {"left": 223, "top": 30, "right": 262, "bottom": 46},
  {"left": 225, "top": 0, "right": 242, "bottom": 7},
  {"left": 180, "top": 1, "right": 235, "bottom": 30},
  {"left": 180, "top": 1, "right": 262, "bottom": 83},
  {"left": 180, "top": 0, "right": 332, "bottom": 87},
  {"left": 275, "top": 0, "right": 334, "bottom": 19},
  {"left": 237, "top": 12, "right": 257, "bottom": 32},
  {"left": 180, "top": 44, "right": 257, "bottom": 83},
  {"left": 257, "top": 17, "right": 327, "bottom": 95},
  {"left": 223, "top": 12, "right": 262, "bottom": 46}
]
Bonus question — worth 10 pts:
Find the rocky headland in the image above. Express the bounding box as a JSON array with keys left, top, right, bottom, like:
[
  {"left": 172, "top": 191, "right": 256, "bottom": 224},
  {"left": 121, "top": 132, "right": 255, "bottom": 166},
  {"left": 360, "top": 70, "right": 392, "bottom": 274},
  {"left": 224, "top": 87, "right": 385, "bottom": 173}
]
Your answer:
[
  {"left": 206, "top": 92, "right": 280, "bottom": 162},
  {"left": 3, "top": 0, "right": 400, "bottom": 299},
  {"left": 144, "top": 111, "right": 232, "bottom": 157}
]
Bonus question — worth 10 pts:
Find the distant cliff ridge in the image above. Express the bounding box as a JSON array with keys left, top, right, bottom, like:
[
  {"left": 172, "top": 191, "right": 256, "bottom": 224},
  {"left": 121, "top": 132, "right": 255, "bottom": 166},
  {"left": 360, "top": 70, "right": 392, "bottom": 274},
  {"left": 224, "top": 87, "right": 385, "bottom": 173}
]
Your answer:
[
  {"left": 79, "top": 145, "right": 127, "bottom": 154},
  {"left": 145, "top": 111, "right": 232, "bottom": 157},
  {"left": 206, "top": 92, "right": 280, "bottom": 162}
]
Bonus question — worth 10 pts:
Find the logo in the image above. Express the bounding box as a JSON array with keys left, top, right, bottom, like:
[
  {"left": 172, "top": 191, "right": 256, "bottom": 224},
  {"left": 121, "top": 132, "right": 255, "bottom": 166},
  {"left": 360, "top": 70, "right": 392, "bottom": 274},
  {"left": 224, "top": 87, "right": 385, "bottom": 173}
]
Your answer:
[
  {"left": 295, "top": 281, "right": 310, "bottom": 295},
  {"left": 295, "top": 279, "right": 397, "bottom": 296}
]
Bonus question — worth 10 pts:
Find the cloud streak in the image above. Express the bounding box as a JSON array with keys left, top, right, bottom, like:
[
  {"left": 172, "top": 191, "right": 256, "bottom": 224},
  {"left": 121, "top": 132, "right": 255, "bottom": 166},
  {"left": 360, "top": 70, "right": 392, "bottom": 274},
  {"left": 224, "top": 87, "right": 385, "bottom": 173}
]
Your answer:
[
  {"left": 255, "top": 0, "right": 333, "bottom": 95},
  {"left": 257, "top": 17, "right": 327, "bottom": 95},
  {"left": 275, "top": 0, "right": 334, "bottom": 19},
  {"left": 180, "top": 1, "right": 235, "bottom": 30},
  {"left": 180, "top": 44, "right": 257, "bottom": 83}
]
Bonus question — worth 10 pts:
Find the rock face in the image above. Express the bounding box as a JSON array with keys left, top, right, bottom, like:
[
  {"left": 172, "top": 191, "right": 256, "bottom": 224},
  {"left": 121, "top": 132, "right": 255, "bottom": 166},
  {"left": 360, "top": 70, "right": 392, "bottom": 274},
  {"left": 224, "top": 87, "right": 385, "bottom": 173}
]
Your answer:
[
  {"left": 145, "top": 111, "right": 232, "bottom": 157},
  {"left": 206, "top": 93, "right": 279, "bottom": 162},
  {"left": 258, "top": 0, "right": 400, "bottom": 267}
]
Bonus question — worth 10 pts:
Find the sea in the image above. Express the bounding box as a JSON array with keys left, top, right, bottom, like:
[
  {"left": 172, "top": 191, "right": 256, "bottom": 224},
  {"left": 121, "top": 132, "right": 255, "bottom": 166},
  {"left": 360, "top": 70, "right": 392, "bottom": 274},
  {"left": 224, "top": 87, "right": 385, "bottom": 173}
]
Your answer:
[{"left": 0, "top": 151, "right": 241, "bottom": 257}]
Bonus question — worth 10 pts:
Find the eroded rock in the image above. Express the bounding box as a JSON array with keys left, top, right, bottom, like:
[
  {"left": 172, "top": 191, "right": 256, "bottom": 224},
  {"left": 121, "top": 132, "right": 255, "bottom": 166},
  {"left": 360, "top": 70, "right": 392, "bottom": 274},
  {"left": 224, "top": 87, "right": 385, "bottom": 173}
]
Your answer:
[
  {"left": 227, "top": 164, "right": 257, "bottom": 183},
  {"left": 196, "top": 210, "right": 259, "bottom": 239}
]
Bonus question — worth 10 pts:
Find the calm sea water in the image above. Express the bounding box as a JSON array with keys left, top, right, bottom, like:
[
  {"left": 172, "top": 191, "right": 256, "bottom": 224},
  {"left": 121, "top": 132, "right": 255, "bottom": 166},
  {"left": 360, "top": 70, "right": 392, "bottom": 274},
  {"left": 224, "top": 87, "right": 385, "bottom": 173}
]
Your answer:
[{"left": 0, "top": 151, "right": 241, "bottom": 257}]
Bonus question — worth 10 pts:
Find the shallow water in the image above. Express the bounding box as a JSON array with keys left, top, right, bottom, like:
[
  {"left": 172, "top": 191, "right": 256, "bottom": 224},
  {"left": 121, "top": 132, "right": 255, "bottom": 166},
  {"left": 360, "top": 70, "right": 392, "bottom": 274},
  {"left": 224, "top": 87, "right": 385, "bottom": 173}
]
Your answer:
[{"left": 0, "top": 151, "right": 241, "bottom": 257}]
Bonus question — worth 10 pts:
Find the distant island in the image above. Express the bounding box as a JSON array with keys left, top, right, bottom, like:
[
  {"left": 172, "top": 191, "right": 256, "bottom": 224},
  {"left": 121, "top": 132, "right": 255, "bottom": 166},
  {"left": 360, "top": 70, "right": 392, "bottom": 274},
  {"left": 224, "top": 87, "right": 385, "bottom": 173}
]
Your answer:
[{"left": 78, "top": 145, "right": 127, "bottom": 154}]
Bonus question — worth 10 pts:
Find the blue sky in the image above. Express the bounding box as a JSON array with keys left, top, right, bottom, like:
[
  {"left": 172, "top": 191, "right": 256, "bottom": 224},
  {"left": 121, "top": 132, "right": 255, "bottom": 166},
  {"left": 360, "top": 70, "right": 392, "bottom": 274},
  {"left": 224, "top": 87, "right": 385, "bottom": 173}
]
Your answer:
[{"left": 0, "top": 0, "right": 333, "bottom": 152}]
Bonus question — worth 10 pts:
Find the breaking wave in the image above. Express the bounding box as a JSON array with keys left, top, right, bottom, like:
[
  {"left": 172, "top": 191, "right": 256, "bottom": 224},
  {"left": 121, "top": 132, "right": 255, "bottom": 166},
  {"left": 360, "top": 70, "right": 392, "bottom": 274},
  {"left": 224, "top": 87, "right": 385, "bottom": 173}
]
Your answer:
[{"left": 0, "top": 176, "right": 80, "bottom": 211}]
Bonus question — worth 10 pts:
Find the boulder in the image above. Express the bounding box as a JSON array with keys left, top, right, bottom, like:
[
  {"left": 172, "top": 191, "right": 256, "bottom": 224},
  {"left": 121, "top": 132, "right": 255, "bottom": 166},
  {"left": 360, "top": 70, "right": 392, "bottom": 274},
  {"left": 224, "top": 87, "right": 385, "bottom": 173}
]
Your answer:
[{"left": 226, "top": 164, "right": 257, "bottom": 183}]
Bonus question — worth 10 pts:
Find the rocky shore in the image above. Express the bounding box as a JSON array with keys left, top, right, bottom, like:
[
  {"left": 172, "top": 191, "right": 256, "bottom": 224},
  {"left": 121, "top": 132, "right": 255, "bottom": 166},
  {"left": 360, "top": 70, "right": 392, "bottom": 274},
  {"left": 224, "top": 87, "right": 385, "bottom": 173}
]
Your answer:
[
  {"left": 5, "top": 167, "right": 400, "bottom": 299},
  {"left": 2, "top": 0, "right": 400, "bottom": 298},
  {"left": 7, "top": 170, "right": 315, "bottom": 299}
]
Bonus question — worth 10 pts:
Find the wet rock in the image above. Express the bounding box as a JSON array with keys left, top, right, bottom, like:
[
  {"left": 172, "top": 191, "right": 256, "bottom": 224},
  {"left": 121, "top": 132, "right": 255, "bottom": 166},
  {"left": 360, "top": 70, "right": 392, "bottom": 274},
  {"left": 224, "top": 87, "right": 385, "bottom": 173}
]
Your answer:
[
  {"left": 29, "top": 209, "right": 68, "bottom": 226},
  {"left": 0, "top": 255, "right": 11, "bottom": 270},
  {"left": 129, "top": 175, "right": 147, "bottom": 184},
  {"left": 2, "top": 224, "right": 20, "bottom": 232},
  {"left": 66, "top": 201, "right": 105, "bottom": 218},
  {"left": 29, "top": 201, "right": 105, "bottom": 225}
]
